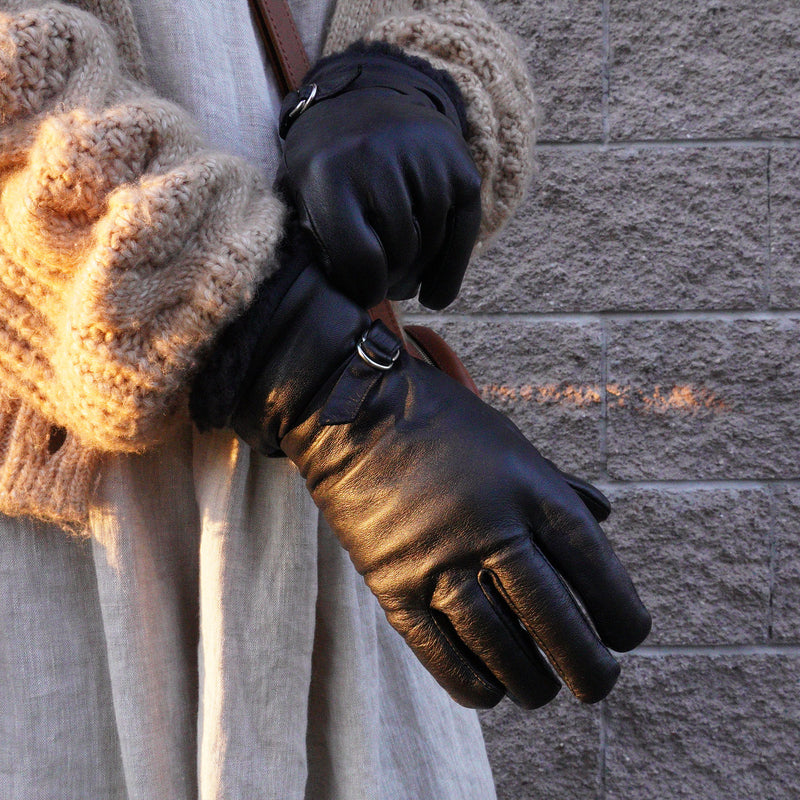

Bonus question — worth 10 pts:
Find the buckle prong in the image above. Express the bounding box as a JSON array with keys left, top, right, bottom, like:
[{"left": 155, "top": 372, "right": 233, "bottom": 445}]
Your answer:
[{"left": 356, "top": 330, "right": 400, "bottom": 371}]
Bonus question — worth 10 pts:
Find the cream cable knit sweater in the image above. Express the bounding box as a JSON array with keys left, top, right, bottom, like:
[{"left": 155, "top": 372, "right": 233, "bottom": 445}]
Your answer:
[{"left": 0, "top": 0, "right": 534, "bottom": 529}]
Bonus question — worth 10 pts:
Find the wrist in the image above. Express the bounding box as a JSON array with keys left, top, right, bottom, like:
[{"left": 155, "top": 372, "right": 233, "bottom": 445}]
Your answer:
[
  {"left": 229, "top": 264, "right": 373, "bottom": 455},
  {"left": 189, "top": 222, "right": 315, "bottom": 433}
]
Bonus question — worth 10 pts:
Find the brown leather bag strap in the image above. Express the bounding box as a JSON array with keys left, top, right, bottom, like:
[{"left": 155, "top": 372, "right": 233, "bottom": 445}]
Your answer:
[
  {"left": 367, "top": 299, "right": 423, "bottom": 360},
  {"left": 249, "top": 0, "right": 310, "bottom": 94}
]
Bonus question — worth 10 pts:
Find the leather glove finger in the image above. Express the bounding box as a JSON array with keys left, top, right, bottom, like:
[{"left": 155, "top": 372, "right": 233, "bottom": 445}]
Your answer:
[
  {"left": 431, "top": 573, "right": 562, "bottom": 709},
  {"left": 384, "top": 158, "right": 480, "bottom": 304},
  {"left": 290, "top": 157, "right": 433, "bottom": 308},
  {"left": 418, "top": 165, "right": 483, "bottom": 310},
  {"left": 291, "top": 138, "right": 478, "bottom": 309},
  {"left": 523, "top": 477, "right": 650, "bottom": 653},
  {"left": 384, "top": 606, "right": 505, "bottom": 709},
  {"left": 363, "top": 169, "right": 426, "bottom": 300},
  {"left": 285, "top": 172, "right": 392, "bottom": 308},
  {"left": 484, "top": 540, "right": 621, "bottom": 703},
  {"left": 386, "top": 138, "right": 481, "bottom": 308},
  {"left": 385, "top": 178, "right": 449, "bottom": 302},
  {"left": 543, "top": 457, "right": 612, "bottom": 522}
]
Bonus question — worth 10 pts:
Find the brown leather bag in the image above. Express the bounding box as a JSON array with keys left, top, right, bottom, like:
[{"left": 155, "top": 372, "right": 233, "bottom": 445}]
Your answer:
[{"left": 249, "top": 0, "right": 479, "bottom": 395}]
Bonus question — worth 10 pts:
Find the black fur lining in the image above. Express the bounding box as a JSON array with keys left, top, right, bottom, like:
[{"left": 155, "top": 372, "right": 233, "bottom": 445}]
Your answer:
[
  {"left": 306, "top": 40, "right": 470, "bottom": 138},
  {"left": 189, "top": 221, "right": 315, "bottom": 431}
]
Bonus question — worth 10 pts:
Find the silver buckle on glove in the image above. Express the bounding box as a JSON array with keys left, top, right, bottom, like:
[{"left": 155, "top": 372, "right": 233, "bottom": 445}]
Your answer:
[
  {"left": 356, "top": 329, "right": 400, "bottom": 371},
  {"left": 288, "top": 83, "right": 318, "bottom": 120}
]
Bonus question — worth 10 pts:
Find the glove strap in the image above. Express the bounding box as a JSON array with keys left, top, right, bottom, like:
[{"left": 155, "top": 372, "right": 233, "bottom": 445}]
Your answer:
[{"left": 320, "top": 321, "right": 402, "bottom": 426}]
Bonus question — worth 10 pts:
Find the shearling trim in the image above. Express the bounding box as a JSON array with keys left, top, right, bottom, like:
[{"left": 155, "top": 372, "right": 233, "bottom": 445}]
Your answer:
[{"left": 307, "top": 39, "right": 470, "bottom": 137}]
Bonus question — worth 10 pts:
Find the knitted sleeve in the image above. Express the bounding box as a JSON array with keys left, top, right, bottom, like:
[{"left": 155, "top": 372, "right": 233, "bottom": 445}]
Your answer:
[
  {"left": 0, "top": 1, "right": 286, "bottom": 452},
  {"left": 325, "top": 0, "right": 536, "bottom": 252}
]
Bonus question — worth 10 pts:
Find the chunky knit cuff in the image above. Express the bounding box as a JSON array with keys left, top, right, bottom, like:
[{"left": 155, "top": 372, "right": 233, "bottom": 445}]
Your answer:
[
  {"left": 0, "top": 3, "right": 286, "bottom": 453},
  {"left": 0, "top": 397, "right": 100, "bottom": 534}
]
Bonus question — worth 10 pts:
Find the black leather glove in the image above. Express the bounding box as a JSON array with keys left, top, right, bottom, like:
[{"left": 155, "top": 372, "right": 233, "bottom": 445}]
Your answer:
[
  {"left": 276, "top": 43, "right": 482, "bottom": 310},
  {"left": 204, "top": 261, "right": 651, "bottom": 709}
]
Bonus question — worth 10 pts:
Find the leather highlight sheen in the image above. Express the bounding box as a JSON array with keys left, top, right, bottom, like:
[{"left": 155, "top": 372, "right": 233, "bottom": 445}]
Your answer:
[
  {"left": 276, "top": 51, "right": 482, "bottom": 310},
  {"left": 231, "top": 262, "right": 652, "bottom": 709}
]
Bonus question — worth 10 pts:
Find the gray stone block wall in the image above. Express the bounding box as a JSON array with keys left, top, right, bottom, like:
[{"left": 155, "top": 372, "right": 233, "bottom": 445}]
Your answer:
[{"left": 405, "top": 1, "right": 800, "bottom": 796}]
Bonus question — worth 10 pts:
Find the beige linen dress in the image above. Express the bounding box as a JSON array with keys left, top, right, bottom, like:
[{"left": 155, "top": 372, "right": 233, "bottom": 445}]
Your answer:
[{"left": 0, "top": 1, "right": 498, "bottom": 798}]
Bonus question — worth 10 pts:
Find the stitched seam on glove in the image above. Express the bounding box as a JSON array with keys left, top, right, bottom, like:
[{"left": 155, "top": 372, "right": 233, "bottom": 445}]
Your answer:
[
  {"left": 427, "top": 610, "right": 502, "bottom": 696},
  {"left": 483, "top": 567, "right": 579, "bottom": 697}
]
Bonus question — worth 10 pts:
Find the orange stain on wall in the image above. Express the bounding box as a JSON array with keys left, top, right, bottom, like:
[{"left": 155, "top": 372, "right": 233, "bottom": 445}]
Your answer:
[{"left": 480, "top": 382, "right": 729, "bottom": 414}]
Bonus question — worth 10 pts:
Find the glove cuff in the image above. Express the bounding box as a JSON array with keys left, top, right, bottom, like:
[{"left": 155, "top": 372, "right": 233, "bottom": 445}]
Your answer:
[
  {"left": 226, "top": 263, "right": 377, "bottom": 455},
  {"left": 189, "top": 221, "right": 315, "bottom": 432},
  {"left": 279, "top": 41, "right": 469, "bottom": 139}
]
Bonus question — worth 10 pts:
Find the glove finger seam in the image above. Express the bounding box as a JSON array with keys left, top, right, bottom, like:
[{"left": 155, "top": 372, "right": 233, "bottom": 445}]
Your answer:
[
  {"left": 426, "top": 608, "right": 502, "bottom": 697},
  {"left": 475, "top": 567, "right": 560, "bottom": 680},
  {"left": 481, "top": 563, "right": 580, "bottom": 697}
]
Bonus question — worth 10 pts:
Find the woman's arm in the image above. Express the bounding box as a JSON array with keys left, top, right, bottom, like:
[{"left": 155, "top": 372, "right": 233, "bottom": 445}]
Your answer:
[{"left": 0, "top": 1, "right": 287, "bottom": 453}]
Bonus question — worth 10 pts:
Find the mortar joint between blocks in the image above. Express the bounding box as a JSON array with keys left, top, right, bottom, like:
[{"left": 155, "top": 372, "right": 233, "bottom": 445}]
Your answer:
[
  {"left": 598, "top": 699, "right": 608, "bottom": 800},
  {"left": 601, "top": 0, "right": 611, "bottom": 145}
]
